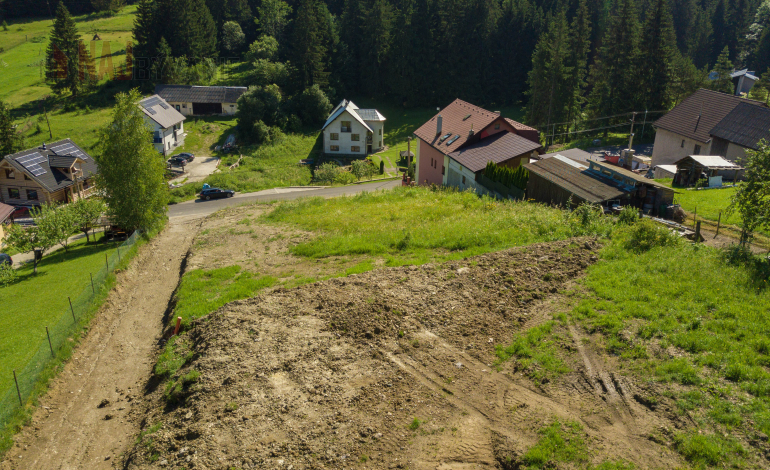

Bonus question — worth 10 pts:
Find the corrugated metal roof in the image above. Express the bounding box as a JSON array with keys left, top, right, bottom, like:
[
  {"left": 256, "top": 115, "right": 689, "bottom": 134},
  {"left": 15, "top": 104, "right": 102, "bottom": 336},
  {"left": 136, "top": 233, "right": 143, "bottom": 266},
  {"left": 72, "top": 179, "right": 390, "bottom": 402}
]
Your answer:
[
  {"left": 709, "top": 101, "right": 770, "bottom": 150},
  {"left": 448, "top": 131, "right": 542, "bottom": 172},
  {"left": 155, "top": 85, "right": 247, "bottom": 104},
  {"left": 1, "top": 139, "right": 97, "bottom": 193},
  {"left": 653, "top": 88, "right": 765, "bottom": 143},
  {"left": 524, "top": 158, "right": 629, "bottom": 203},
  {"left": 139, "top": 95, "right": 185, "bottom": 129},
  {"left": 589, "top": 161, "right": 673, "bottom": 191},
  {"left": 673, "top": 155, "right": 743, "bottom": 169},
  {"left": 538, "top": 148, "right": 602, "bottom": 164}
]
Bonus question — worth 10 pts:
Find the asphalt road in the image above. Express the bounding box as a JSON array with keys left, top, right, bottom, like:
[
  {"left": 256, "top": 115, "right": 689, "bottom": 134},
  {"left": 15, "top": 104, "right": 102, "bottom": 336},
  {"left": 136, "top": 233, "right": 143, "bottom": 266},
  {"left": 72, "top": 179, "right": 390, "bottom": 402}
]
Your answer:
[{"left": 168, "top": 179, "right": 402, "bottom": 219}]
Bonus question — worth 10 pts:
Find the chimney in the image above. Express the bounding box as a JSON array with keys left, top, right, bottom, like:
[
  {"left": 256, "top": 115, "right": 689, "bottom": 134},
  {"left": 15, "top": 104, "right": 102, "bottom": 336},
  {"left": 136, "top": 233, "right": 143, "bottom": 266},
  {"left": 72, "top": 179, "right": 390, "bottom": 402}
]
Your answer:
[
  {"left": 42, "top": 143, "right": 46, "bottom": 150},
  {"left": 436, "top": 115, "right": 443, "bottom": 136},
  {"left": 468, "top": 124, "right": 474, "bottom": 138}
]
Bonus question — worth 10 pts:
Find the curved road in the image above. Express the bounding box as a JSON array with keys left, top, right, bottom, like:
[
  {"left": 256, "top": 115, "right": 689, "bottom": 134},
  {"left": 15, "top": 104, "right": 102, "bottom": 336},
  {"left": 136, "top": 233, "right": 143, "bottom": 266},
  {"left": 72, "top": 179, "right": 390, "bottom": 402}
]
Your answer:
[{"left": 168, "top": 179, "right": 402, "bottom": 219}]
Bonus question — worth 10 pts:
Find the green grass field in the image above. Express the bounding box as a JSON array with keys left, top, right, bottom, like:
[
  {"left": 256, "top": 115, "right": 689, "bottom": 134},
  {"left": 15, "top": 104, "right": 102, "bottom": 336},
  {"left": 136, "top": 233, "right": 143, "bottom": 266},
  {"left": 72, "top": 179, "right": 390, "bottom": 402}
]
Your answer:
[{"left": 0, "top": 234, "right": 122, "bottom": 400}]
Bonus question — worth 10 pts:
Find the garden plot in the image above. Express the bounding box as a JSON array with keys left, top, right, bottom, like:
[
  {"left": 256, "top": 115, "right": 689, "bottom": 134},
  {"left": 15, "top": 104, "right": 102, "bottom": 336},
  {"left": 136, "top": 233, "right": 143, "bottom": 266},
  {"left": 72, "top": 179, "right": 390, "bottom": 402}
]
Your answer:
[{"left": 121, "top": 238, "right": 684, "bottom": 470}]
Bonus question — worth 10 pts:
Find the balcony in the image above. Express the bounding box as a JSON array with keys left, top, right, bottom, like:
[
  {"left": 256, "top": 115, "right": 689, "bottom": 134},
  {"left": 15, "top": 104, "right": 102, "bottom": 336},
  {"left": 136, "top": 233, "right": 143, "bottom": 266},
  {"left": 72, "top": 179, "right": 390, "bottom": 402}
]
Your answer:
[{"left": 341, "top": 127, "right": 352, "bottom": 133}]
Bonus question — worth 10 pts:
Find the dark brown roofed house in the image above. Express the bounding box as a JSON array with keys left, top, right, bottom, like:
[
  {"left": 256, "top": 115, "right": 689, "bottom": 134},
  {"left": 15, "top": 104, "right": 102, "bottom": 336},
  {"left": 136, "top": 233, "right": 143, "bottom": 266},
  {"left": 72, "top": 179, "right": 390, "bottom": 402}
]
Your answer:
[
  {"left": 651, "top": 88, "right": 767, "bottom": 167},
  {"left": 412, "top": 99, "right": 542, "bottom": 191},
  {"left": 0, "top": 139, "right": 98, "bottom": 207}
]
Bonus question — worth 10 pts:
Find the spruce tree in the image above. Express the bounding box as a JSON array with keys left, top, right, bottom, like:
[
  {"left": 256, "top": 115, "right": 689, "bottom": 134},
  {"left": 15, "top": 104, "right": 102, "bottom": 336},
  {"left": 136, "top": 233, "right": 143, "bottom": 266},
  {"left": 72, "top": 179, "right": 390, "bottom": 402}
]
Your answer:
[
  {"left": 387, "top": 0, "right": 418, "bottom": 103},
  {"left": 132, "top": 0, "right": 156, "bottom": 60},
  {"left": 637, "top": 0, "right": 677, "bottom": 111},
  {"left": 358, "top": 0, "right": 393, "bottom": 97},
  {"left": 289, "top": 0, "right": 330, "bottom": 90},
  {"left": 710, "top": 46, "right": 735, "bottom": 93},
  {"left": 46, "top": 2, "right": 88, "bottom": 96},
  {"left": 686, "top": 6, "right": 713, "bottom": 69},
  {"left": 0, "top": 100, "right": 23, "bottom": 157},
  {"left": 587, "top": 0, "right": 641, "bottom": 128},
  {"left": 565, "top": 0, "right": 591, "bottom": 134},
  {"left": 256, "top": 0, "right": 292, "bottom": 40},
  {"left": 711, "top": 0, "right": 728, "bottom": 66},
  {"left": 526, "top": 11, "right": 572, "bottom": 132},
  {"left": 166, "top": 0, "right": 218, "bottom": 62}
]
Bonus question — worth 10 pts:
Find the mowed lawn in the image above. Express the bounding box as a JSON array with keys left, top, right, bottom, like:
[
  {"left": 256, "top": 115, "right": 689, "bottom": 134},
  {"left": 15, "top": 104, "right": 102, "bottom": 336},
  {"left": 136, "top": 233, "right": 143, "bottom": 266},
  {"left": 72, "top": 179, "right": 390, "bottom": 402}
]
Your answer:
[{"left": 0, "top": 234, "right": 121, "bottom": 399}]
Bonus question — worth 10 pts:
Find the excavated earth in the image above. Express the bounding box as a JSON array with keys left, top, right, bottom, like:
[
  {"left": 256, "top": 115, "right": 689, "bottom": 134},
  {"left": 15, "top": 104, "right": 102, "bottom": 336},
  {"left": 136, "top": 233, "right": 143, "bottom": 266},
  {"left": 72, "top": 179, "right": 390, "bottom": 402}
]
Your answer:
[{"left": 122, "top": 238, "right": 686, "bottom": 470}]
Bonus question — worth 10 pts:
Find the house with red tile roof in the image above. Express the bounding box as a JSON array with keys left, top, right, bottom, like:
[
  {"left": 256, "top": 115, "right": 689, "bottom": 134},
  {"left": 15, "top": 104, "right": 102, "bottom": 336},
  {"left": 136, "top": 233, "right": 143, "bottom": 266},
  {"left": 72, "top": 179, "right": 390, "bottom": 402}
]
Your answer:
[{"left": 413, "top": 99, "right": 541, "bottom": 189}]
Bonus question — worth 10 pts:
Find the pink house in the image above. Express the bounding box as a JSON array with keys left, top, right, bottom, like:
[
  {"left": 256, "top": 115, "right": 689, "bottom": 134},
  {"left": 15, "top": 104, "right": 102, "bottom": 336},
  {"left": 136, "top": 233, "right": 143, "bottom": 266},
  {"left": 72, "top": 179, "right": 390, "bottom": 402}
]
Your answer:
[{"left": 413, "top": 100, "right": 541, "bottom": 190}]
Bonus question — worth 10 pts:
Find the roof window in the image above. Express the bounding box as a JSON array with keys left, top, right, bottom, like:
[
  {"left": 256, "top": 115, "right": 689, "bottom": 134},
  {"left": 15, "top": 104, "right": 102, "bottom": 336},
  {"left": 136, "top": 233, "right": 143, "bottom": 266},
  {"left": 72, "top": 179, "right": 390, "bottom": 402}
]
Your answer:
[
  {"left": 463, "top": 114, "right": 471, "bottom": 121},
  {"left": 446, "top": 135, "right": 461, "bottom": 146},
  {"left": 439, "top": 133, "right": 452, "bottom": 143}
]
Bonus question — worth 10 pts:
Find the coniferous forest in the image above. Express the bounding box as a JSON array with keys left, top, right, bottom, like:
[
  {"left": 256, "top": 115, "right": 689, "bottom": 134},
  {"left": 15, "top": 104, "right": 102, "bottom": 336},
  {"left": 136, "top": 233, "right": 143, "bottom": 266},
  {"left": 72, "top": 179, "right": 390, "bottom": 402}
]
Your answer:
[{"left": 3, "top": 0, "right": 770, "bottom": 135}]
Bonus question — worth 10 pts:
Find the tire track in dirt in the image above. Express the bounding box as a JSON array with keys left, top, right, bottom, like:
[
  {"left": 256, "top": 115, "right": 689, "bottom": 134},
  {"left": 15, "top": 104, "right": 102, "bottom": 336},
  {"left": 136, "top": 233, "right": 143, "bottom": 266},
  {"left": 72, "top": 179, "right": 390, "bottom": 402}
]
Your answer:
[{"left": 0, "top": 221, "right": 199, "bottom": 470}]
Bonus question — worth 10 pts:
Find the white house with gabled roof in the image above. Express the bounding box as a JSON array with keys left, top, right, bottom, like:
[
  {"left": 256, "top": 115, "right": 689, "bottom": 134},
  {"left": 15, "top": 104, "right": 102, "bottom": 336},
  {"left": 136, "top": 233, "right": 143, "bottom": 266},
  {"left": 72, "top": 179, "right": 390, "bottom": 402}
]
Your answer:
[{"left": 321, "top": 100, "right": 386, "bottom": 156}]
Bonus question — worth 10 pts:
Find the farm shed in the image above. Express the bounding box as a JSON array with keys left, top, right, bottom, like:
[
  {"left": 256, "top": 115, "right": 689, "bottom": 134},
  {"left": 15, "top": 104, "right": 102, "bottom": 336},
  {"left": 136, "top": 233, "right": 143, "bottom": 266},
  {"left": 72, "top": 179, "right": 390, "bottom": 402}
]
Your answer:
[
  {"left": 650, "top": 164, "right": 677, "bottom": 179},
  {"left": 523, "top": 156, "right": 629, "bottom": 207},
  {"left": 155, "top": 85, "right": 247, "bottom": 116},
  {"left": 673, "top": 155, "right": 743, "bottom": 187},
  {"left": 588, "top": 161, "right": 676, "bottom": 212}
]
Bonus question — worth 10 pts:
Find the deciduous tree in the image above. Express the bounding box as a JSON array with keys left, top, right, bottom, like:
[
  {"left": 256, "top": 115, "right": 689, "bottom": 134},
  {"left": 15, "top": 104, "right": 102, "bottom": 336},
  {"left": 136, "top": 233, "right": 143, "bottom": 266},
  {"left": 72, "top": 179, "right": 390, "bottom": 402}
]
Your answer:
[
  {"left": 0, "top": 99, "right": 24, "bottom": 157},
  {"left": 94, "top": 89, "right": 168, "bottom": 232},
  {"left": 70, "top": 197, "right": 106, "bottom": 243},
  {"left": 729, "top": 140, "right": 770, "bottom": 244}
]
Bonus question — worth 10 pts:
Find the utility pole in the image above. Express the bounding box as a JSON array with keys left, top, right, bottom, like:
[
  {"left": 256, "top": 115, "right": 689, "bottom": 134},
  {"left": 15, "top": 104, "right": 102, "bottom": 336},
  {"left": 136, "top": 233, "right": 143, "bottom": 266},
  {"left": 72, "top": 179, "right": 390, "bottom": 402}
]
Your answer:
[
  {"left": 628, "top": 112, "right": 637, "bottom": 150},
  {"left": 640, "top": 109, "right": 648, "bottom": 143},
  {"left": 43, "top": 107, "right": 53, "bottom": 140}
]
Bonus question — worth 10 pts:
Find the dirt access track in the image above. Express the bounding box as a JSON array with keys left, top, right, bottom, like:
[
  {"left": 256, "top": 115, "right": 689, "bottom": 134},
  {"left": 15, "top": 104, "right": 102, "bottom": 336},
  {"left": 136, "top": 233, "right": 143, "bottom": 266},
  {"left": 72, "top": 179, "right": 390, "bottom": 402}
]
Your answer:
[
  {"left": 0, "top": 220, "right": 200, "bottom": 470},
  {"left": 120, "top": 236, "right": 685, "bottom": 469}
]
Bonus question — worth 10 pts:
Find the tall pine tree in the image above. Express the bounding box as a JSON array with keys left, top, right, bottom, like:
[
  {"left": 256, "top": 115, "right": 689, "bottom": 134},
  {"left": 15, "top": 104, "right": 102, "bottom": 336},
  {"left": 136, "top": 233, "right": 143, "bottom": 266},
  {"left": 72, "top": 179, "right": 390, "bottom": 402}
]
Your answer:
[
  {"left": 565, "top": 0, "right": 591, "bottom": 133},
  {"left": 587, "top": 0, "right": 641, "bottom": 129},
  {"left": 46, "top": 2, "right": 93, "bottom": 97},
  {"left": 637, "top": 0, "right": 677, "bottom": 111},
  {"left": 289, "top": 0, "right": 331, "bottom": 90}
]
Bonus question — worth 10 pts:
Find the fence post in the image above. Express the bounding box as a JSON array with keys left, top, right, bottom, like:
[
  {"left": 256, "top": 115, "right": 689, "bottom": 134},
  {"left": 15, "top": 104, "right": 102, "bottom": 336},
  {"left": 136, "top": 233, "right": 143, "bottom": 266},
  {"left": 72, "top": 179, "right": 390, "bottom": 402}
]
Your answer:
[
  {"left": 46, "top": 326, "right": 54, "bottom": 357},
  {"left": 13, "top": 370, "right": 22, "bottom": 406},
  {"left": 695, "top": 221, "right": 702, "bottom": 243},
  {"left": 715, "top": 211, "right": 722, "bottom": 238},
  {"left": 117, "top": 246, "right": 121, "bottom": 262},
  {"left": 693, "top": 206, "right": 697, "bottom": 228},
  {"left": 68, "top": 297, "right": 76, "bottom": 323},
  {"left": 105, "top": 253, "right": 109, "bottom": 270},
  {"left": 90, "top": 273, "right": 95, "bottom": 294}
]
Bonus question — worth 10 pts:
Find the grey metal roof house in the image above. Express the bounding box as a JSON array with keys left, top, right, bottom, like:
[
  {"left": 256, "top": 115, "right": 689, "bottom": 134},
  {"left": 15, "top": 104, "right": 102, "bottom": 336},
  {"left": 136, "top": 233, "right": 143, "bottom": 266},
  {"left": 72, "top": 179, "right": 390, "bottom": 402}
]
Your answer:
[
  {"left": 139, "top": 95, "right": 187, "bottom": 156},
  {"left": 155, "top": 85, "right": 247, "bottom": 116},
  {"left": 0, "top": 139, "right": 98, "bottom": 206}
]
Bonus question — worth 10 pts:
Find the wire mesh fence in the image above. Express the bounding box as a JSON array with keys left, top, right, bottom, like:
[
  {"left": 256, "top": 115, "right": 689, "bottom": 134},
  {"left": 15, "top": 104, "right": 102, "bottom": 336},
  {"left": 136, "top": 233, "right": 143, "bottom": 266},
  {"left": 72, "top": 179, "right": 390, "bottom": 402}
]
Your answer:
[{"left": 0, "top": 231, "right": 140, "bottom": 431}]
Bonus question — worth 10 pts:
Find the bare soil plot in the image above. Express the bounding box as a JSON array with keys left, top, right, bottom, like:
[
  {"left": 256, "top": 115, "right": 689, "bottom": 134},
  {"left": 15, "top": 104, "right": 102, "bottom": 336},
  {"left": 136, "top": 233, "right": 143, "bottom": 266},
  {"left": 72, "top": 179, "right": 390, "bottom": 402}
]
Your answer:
[{"left": 121, "top": 238, "right": 685, "bottom": 470}]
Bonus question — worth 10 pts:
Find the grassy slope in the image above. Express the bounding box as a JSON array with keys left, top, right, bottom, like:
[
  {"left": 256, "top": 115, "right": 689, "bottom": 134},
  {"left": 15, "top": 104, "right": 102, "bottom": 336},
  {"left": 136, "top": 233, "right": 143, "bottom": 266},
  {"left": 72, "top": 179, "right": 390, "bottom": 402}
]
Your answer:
[{"left": 0, "top": 234, "right": 121, "bottom": 399}]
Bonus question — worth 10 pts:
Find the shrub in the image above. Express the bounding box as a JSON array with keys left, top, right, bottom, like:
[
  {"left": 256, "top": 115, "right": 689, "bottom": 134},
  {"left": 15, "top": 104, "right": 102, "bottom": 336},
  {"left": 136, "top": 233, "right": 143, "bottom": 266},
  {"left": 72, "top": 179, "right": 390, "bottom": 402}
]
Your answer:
[
  {"left": 236, "top": 85, "right": 282, "bottom": 141},
  {"left": 334, "top": 170, "right": 356, "bottom": 185},
  {"left": 484, "top": 161, "right": 528, "bottom": 190},
  {"left": 351, "top": 160, "right": 370, "bottom": 181},
  {"left": 0, "top": 263, "right": 18, "bottom": 287},
  {"left": 246, "top": 35, "right": 279, "bottom": 62},
  {"left": 2, "top": 21, "right": 8, "bottom": 31},
  {"left": 624, "top": 219, "right": 679, "bottom": 252},
  {"left": 617, "top": 205, "right": 638, "bottom": 225},
  {"left": 252, "top": 120, "right": 270, "bottom": 144},
  {"left": 314, "top": 162, "right": 340, "bottom": 184}
]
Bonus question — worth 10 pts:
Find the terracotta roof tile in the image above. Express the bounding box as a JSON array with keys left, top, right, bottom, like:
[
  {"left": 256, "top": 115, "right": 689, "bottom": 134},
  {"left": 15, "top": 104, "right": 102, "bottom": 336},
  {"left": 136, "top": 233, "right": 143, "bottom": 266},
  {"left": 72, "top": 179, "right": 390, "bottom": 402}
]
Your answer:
[{"left": 414, "top": 99, "right": 505, "bottom": 154}]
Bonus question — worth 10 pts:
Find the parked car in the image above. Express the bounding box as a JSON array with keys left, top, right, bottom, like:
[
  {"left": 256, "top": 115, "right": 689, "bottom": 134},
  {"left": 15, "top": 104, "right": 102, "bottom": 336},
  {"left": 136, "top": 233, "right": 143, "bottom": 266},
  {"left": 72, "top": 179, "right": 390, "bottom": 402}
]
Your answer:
[
  {"left": 175, "top": 153, "right": 195, "bottom": 162},
  {"left": 168, "top": 156, "right": 188, "bottom": 166},
  {"left": 199, "top": 188, "right": 235, "bottom": 200},
  {"left": 0, "top": 253, "right": 12, "bottom": 266}
]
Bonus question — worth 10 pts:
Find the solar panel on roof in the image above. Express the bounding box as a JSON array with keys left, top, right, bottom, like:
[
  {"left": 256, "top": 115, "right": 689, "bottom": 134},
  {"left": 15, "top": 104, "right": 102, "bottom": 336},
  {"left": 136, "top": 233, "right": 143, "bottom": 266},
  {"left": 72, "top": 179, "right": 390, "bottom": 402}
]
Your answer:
[
  {"left": 51, "top": 142, "right": 88, "bottom": 160},
  {"left": 15, "top": 151, "right": 47, "bottom": 177}
]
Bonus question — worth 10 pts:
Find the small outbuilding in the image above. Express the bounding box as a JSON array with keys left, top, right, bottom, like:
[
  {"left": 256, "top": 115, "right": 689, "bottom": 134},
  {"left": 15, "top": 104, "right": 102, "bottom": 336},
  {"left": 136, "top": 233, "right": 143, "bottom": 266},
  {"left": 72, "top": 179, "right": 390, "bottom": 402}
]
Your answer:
[
  {"left": 673, "top": 155, "right": 743, "bottom": 187},
  {"left": 155, "top": 85, "right": 247, "bottom": 116}
]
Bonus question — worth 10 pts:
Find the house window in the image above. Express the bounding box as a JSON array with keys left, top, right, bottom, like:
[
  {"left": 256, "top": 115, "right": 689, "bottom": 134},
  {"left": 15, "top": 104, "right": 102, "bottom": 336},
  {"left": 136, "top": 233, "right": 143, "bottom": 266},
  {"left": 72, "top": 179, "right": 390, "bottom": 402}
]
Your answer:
[
  {"left": 351, "top": 134, "right": 360, "bottom": 141},
  {"left": 83, "top": 179, "right": 90, "bottom": 189},
  {"left": 351, "top": 146, "right": 361, "bottom": 152},
  {"left": 495, "top": 123, "right": 500, "bottom": 130},
  {"left": 694, "top": 144, "right": 702, "bottom": 155},
  {"left": 341, "top": 121, "right": 352, "bottom": 132},
  {"left": 175, "top": 105, "right": 180, "bottom": 111},
  {"left": 379, "top": 128, "right": 382, "bottom": 136},
  {"left": 681, "top": 140, "right": 685, "bottom": 148},
  {"left": 182, "top": 104, "right": 187, "bottom": 109},
  {"left": 442, "top": 166, "right": 445, "bottom": 175},
  {"left": 230, "top": 104, "right": 235, "bottom": 107},
  {"left": 462, "top": 175, "right": 466, "bottom": 184},
  {"left": 8, "top": 188, "right": 20, "bottom": 199},
  {"left": 330, "top": 133, "right": 339, "bottom": 141},
  {"left": 26, "top": 189, "right": 38, "bottom": 201},
  {"left": 4, "top": 169, "right": 14, "bottom": 179},
  {"left": 330, "top": 145, "right": 340, "bottom": 152}
]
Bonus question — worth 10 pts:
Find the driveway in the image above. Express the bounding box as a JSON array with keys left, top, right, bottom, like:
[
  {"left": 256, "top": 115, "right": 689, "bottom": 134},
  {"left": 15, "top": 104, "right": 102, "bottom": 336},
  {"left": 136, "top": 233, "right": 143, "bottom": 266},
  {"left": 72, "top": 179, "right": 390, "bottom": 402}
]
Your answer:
[
  {"left": 168, "top": 179, "right": 402, "bottom": 220},
  {"left": 169, "top": 155, "right": 221, "bottom": 185}
]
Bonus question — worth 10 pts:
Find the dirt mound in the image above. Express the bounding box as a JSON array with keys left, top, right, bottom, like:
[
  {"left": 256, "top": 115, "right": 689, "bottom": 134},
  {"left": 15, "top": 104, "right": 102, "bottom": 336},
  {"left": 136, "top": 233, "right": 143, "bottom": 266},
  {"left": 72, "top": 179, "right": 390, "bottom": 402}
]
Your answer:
[{"left": 123, "top": 239, "right": 682, "bottom": 469}]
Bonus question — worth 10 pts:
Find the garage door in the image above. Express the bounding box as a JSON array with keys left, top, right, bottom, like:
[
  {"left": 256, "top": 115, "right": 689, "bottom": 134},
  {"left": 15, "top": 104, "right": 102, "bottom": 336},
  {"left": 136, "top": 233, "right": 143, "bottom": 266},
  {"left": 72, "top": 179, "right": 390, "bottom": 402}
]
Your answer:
[{"left": 192, "top": 103, "right": 223, "bottom": 115}]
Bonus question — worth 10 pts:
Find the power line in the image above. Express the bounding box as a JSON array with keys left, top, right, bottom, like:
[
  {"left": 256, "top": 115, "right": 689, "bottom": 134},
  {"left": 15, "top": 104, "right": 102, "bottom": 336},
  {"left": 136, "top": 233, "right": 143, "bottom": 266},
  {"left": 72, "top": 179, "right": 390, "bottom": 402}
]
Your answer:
[{"left": 543, "top": 109, "right": 668, "bottom": 128}]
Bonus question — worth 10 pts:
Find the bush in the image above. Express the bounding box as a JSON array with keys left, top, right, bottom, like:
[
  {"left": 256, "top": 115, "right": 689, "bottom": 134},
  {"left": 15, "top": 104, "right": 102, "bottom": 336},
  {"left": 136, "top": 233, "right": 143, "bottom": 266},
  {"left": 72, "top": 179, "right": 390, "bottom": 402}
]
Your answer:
[
  {"left": 624, "top": 219, "right": 679, "bottom": 252},
  {"left": 2, "top": 21, "right": 8, "bottom": 32},
  {"left": 334, "top": 170, "right": 356, "bottom": 185},
  {"left": 246, "top": 35, "right": 279, "bottom": 62},
  {"left": 314, "top": 162, "right": 340, "bottom": 184},
  {"left": 252, "top": 120, "right": 270, "bottom": 144},
  {"left": 236, "top": 85, "right": 282, "bottom": 142},
  {"left": 617, "top": 206, "right": 638, "bottom": 225},
  {"left": 0, "top": 263, "right": 18, "bottom": 287},
  {"left": 484, "top": 161, "right": 528, "bottom": 190}
]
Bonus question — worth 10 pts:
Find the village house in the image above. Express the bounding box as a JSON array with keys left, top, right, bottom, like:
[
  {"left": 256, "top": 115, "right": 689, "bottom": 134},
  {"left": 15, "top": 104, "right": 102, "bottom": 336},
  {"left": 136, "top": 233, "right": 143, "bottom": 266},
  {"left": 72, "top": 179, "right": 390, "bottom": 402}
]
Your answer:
[
  {"left": 139, "top": 95, "right": 187, "bottom": 156},
  {"left": 524, "top": 156, "right": 675, "bottom": 215},
  {"left": 322, "top": 100, "right": 386, "bottom": 156},
  {"left": 0, "top": 139, "right": 98, "bottom": 207},
  {"left": 155, "top": 85, "right": 248, "bottom": 116},
  {"left": 0, "top": 202, "right": 13, "bottom": 241},
  {"left": 651, "top": 88, "right": 768, "bottom": 167},
  {"left": 413, "top": 100, "right": 541, "bottom": 191}
]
